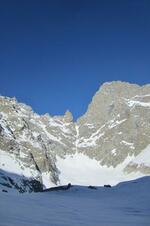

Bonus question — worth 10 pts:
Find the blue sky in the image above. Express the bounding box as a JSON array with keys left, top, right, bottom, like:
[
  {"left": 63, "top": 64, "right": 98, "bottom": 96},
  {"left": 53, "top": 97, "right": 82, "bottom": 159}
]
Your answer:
[{"left": 0, "top": 0, "right": 150, "bottom": 120}]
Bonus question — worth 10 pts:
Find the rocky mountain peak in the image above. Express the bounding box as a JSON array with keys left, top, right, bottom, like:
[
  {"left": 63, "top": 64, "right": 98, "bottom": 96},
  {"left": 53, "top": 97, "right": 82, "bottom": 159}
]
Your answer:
[
  {"left": 64, "top": 110, "right": 73, "bottom": 123},
  {"left": 78, "top": 81, "right": 150, "bottom": 124},
  {"left": 0, "top": 81, "right": 150, "bottom": 192}
]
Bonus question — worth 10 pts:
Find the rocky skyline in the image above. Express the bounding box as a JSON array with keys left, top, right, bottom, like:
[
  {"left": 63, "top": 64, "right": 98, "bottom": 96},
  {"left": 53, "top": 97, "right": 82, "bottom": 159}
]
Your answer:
[{"left": 0, "top": 81, "right": 150, "bottom": 192}]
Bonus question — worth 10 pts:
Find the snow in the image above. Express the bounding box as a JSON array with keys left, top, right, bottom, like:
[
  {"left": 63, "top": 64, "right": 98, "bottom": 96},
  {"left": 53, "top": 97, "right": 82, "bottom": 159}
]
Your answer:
[
  {"left": 0, "top": 176, "right": 150, "bottom": 226},
  {"left": 125, "top": 98, "right": 150, "bottom": 108},
  {"left": 29, "top": 118, "right": 66, "bottom": 145},
  {"left": 111, "top": 148, "right": 117, "bottom": 155},
  {"left": 77, "top": 132, "right": 104, "bottom": 147},
  {"left": 131, "top": 144, "right": 150, "bottom": 166},
  {"left": 56, "top": 153, "right": 144, "bottom": 186},
  {"left": 0, "top": 150, "right": 57, "bottom": 189},
  {"left": 47, "top": 118, "right": 72, "bottom": 134},
  {"left": 39, "top": 122, "right": 64, "bottom": 144},
  {"left": 18, "top": 131, "right": 41, "bottom": 149},
  {"left": 121, "top": 140, "right": 135, "bottom": 149},
  {"left": 0, "top": 150, "right": 38, "bottom": 179},
  {"left": 32, "top": 131, "right": 40, "bottom": 137},
  {"left": 90, "top": 125, "right": 105, "bottom": 137},
  {"left": 77, "top": 125, "right": 105, "bottom": 147},
  {"left": 133, "top": 94, "right": 150, "bottom": 98},
  {"left": 84, "top": 123, "right": 95, "bottom": 129},
  {"left": 108, "top": 119, "right": 127, "bottom": 129},
  {"left": 41, "top": 172, "right": 55, "bottom": 188},
  {"left": 0, "top": 119, "right": 12, "bottom": 137}
]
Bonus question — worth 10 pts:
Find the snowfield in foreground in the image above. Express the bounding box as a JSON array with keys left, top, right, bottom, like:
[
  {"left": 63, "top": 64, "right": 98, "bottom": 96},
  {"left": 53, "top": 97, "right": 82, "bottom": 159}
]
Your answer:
[{"left": 0, "top": 177, "right": 150, "bottom": 226}]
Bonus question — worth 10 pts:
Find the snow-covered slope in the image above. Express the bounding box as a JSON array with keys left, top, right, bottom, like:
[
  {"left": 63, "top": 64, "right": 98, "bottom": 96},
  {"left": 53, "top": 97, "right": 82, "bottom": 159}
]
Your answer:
[
  {"left": 0, "top": 81, "right": 150, "bottom": 191},
  {"left": 0, "top": 177, "right": 150, "bottom": 226},
  {"left": 56, "top": 152, "right": 144, "bottom": 186}
]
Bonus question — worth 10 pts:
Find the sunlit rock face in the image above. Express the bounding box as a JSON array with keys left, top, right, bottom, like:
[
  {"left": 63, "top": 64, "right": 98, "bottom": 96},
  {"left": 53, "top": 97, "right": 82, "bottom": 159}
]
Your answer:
[
  {"left": 0, "top": 81, "right": 150, "bottom": 192},
  {"left": 77, "top": 82, "right": 150, "bottom": 168}
]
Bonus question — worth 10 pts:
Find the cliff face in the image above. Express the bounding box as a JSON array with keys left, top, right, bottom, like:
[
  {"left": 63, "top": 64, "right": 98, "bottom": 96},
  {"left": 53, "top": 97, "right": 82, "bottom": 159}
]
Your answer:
[
  {"left": 77, "top": 82, "right": 150, "bottom": 168},
  {"left": 0, "top": 81, "right": 150, "bottom": 192}
]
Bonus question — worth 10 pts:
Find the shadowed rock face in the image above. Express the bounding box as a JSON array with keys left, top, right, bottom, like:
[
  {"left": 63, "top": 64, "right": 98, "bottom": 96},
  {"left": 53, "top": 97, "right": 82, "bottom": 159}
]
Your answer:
[
  {"left": 0, "top": 169, "right": 43, "bottom": 193},
  {"left": 0, "top": 81, "right": 150, "bottom": 191}
]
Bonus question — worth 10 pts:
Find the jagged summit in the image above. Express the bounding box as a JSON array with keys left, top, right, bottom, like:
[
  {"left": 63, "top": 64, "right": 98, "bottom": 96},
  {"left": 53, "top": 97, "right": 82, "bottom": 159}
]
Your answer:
[
  {"left": 64, "top": 110, "right": 73, "bottom": 123},
  {"left": 0, "top": 81, "right": 150, "bottom": 192},
  {"left": 78, "top": 81, "right": 150, "bottom": 123}
]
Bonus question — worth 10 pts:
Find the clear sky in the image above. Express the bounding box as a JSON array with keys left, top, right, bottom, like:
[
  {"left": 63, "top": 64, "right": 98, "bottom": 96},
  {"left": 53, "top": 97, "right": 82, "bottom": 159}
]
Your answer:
[{"left": 0, "top": 0, "right": 150, "bottom": 120}]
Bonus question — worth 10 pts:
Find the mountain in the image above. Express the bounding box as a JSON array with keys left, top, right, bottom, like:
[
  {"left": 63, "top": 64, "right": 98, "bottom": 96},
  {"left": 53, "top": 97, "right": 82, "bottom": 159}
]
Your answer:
[{"left": 0, "top": 81, "right": 150, "bottom": 192}]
